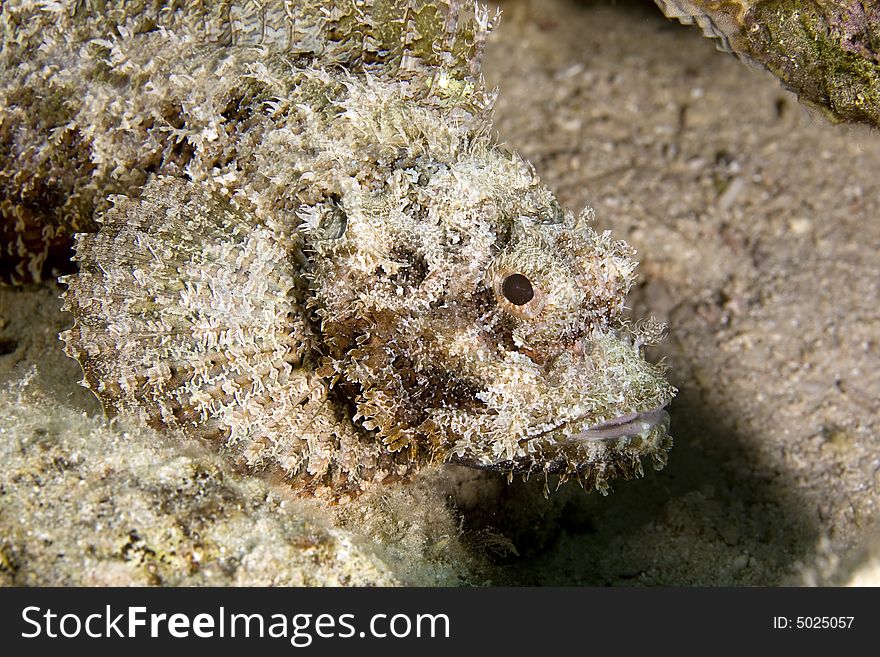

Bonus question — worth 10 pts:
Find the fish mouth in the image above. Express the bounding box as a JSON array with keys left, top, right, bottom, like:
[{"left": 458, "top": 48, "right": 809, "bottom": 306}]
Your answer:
[
  {"left": 557, "top": 405, "right": 670, "bottom": 443},
  {"left": 444, "top": 403, "right": 672, "bottom": 474}
]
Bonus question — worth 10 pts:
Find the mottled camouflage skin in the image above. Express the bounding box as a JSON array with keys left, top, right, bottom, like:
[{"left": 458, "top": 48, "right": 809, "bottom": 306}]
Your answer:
[
  {"left": 2, "top": 1, "right": 673, "bottom": 497},
  {"left": 1, "top": 0, "right": 487, "bottom": 283}
]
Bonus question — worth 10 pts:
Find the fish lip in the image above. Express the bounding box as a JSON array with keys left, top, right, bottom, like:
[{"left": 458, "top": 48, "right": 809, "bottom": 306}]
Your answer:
[
  {"left": 559, "top": 404, "right": 670, "bottom": 443},
  {"left": 443, "top": 403, "right": 672, "bottom": 472}
]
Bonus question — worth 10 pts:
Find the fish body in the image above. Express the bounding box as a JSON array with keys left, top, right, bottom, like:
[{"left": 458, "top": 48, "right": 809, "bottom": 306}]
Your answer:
[{"left": 1, "top": 0, "right": 674, "bottom": 497}]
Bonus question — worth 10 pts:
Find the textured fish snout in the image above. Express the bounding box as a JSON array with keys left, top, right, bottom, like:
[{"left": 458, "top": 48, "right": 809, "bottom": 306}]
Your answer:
[{"left": 564, "top": 407, "right": 671, "bottom": 443}]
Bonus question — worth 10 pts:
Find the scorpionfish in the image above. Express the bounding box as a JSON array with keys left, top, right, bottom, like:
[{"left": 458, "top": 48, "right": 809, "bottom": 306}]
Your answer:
[{"left": 0, "top": 0, "right": 675, "bottom": 497}]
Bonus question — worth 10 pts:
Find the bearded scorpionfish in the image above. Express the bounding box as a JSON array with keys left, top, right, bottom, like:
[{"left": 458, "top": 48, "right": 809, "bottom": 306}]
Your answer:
[{"left": 0, "top": 0, "right": 675, "bottom": 497}]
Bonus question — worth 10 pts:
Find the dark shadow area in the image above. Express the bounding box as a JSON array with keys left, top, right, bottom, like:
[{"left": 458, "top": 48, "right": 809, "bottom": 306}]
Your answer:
[
  {"left": 0, "top": 284, "right": 102, "bottom": 412},
  {"left": 568, "top": 0, "right": 674, "bottom": 21},
  {"left": 450, "top": 382, "right": 820, "bottom": 585}
]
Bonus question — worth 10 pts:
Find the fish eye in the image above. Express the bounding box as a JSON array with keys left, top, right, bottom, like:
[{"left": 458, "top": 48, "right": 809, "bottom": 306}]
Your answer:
[{"left": 502, "top": 273, "right": 534, "bottom": 306}]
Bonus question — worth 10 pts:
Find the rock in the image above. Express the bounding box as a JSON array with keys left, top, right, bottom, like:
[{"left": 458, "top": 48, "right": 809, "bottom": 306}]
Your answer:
[
  {"left": 656, "top": 0, "right": 880, "bottom": 127},
  {"left": 0, "top": 377, "right": 478, "bottom": 586}
]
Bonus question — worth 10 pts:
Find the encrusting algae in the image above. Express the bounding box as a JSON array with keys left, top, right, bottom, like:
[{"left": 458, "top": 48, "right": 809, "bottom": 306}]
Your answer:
[
  {"left": 1, "top": 0, "right": 674, "bottom": 499},
  {"left": 655, "top": 0, "right": 880, "bottom": 127}
]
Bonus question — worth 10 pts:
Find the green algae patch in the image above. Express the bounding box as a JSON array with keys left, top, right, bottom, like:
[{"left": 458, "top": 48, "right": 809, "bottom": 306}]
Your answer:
[{"left": 744, "top": 1, "right": 880, "bottom": 126}]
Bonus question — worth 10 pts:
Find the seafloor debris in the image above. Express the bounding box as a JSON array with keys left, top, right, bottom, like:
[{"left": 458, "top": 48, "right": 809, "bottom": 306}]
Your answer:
[
  {"left": 2, "top": 0, "right": 674, "bottom": 497},
  {"left": 656, "top": 0, "right": 880, "bottom": 127}
]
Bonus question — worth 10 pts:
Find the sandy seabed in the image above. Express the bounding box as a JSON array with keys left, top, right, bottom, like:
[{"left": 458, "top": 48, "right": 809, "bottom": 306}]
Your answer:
[{"left": 1, "top": 0, "right": 878, "bottom": 586}]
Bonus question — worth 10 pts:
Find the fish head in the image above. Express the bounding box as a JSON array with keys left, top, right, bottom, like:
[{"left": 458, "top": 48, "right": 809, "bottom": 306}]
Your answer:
[{"left": 303, "top": 153, "right": 675, "bottom": 490}]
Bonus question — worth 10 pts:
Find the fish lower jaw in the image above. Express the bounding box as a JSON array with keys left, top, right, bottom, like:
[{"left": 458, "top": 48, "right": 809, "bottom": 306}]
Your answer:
[{"left": 559, "top": 405, "right": 670, "bottom": 443}]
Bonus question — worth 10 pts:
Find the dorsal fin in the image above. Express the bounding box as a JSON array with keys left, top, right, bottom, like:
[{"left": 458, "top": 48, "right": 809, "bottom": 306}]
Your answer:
[
  {"left": 3, "top": 1, "right": 496, "bottom": 88},
  {"left": 229, "top": 1, "right": 496, "bottom": 84}
]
